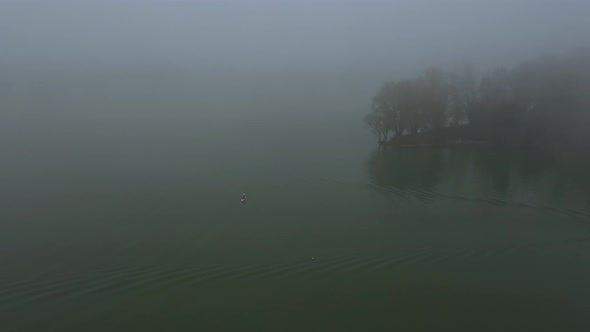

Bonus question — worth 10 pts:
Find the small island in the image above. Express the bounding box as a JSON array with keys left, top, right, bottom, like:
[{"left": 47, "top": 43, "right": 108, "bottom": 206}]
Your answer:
[{"left": 365, "top": 50, "right": 590, "bottom": 155}]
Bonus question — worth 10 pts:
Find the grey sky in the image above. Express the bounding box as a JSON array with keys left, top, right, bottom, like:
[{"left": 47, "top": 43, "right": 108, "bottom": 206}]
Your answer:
[{"left": 1, "top": 0, "right": 589, "bottom": 74}]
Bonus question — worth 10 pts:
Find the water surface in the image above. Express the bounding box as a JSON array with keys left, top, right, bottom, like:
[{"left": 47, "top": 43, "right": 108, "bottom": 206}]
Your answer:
[{"left": 1, "top": 74, "right": 590, "bottom": 331}]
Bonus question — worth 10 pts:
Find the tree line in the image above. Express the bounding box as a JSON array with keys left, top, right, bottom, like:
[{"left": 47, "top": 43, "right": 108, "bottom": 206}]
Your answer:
[{"left": 365, "top": 50, "right": 590, "bottom": 153}]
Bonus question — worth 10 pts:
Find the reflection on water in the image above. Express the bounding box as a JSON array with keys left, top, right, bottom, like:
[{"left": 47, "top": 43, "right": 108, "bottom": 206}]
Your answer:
[
  {"left": 365, "top": 147, "right": 590, "bottom": 216},
  {"left": 366, "top": 147, "right": 446, "bottom": 191}
]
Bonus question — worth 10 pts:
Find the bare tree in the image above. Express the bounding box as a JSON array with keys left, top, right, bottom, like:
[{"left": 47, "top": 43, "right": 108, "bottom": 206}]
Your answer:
[{"left": 364, "top": 112, "right": 387, "bottom": 143}]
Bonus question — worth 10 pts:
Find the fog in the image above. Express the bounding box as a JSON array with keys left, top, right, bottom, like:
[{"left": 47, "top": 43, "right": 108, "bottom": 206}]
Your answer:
[
  {"left": 2, "top": 0, "right": 590, "bottom": 75},
  {"left": 2, "top": 0, "right": 590, "bottom": 192},
  {"left": 4, "top": 2, "right": 590, "bottom": 330}
]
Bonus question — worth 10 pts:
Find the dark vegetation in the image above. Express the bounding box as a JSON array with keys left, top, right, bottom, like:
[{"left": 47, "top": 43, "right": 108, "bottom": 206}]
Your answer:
[{"left": 365, "top": 50, "right": 590, "bottom": 154}]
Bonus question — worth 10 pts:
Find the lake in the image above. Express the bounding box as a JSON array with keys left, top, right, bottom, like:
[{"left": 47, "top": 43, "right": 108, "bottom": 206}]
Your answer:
[{"left": 1, "top": 71, "right": 590, "bottom": 331}]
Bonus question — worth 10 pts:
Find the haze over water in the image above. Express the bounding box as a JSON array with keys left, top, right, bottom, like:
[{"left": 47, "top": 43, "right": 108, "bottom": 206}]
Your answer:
[{"left": 2, "top": 1, "right": 590, "bottom": 331}]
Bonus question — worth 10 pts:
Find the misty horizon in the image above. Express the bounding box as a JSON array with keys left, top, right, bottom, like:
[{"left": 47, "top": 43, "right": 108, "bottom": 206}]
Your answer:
[{"left": 2, "top": 0, "right": 590, "bottom": 76}]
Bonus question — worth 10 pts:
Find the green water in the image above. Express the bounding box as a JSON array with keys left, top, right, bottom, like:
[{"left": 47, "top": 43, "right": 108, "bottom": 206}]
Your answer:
[{"left": 2, "top": 92, "right": 590, "bottom": 331}]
